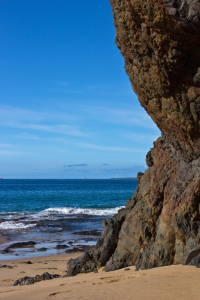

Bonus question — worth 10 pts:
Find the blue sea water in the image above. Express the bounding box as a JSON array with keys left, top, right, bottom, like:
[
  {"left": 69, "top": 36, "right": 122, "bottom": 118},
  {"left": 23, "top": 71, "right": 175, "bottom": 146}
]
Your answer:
[
  {"left": 0, "top": 179, "right": 137, "bottom": 213},
  {"left": 0, "top": 179, "right": 137, "bottom": 260}
]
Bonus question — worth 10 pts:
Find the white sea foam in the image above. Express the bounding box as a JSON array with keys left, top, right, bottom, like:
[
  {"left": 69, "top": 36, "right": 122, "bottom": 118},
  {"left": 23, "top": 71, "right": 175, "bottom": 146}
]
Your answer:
[
  {"left": 0, "top": 221, "right": 36, "bottom": 230},
  {"left": 35, "top": 206, "right": 124, "bottom": 218}
]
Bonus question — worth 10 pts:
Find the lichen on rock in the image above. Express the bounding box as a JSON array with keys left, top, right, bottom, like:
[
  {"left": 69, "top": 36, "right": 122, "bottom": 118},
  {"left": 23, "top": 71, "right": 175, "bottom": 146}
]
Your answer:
[{"left": 66, "top": 0, "right": 200, "bottom": 275}]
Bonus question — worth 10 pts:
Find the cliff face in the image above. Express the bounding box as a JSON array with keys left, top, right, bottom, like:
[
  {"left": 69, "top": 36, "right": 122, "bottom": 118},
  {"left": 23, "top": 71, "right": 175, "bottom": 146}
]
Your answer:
[
  {"left": 104, "top": 0, "right": 200, "bottom": 270},
  {"left": 111, "top": 0, "right": 200, "bottom": 159},
  {"left": 66, "top": 0, "right": 200, "bottom": 275}
]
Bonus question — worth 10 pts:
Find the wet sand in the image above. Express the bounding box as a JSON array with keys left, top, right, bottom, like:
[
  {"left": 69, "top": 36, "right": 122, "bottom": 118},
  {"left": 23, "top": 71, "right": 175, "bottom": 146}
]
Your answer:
[
  {"left": 0, "top": 234, "right": 9, "bottom": 246},
  {"left": 0, "top": 253, "right": 200, "bottom": 300}
]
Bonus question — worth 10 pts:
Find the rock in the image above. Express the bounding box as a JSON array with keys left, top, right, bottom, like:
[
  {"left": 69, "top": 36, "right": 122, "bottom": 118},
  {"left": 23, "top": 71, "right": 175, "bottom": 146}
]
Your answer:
[
  {"left": 65, "top": 245, "right": 93, "bottom": 253},
  {"left": 135, "top": 242, "right": 173, "bottom": 271},
  {"left": 72, "top": 230, "right": 101, "bottom": 236},
  {"left": 56, "top": 244, "right": 69, "bottom": 250},
  {"left": 137, "top": 172, "right": 144, "bottom": 184},
  {"left": 67, "top": 0, "right": 200, "bottom": 275},
  {"left": 66, "top": 208, "right": 127, "bottom": 275},
  {"left": 65, "top": 252, "right": 97, "bottom": 277},
  {"left": 37, "top": 247, "right": 48, "bottom": 252},
  {"left": 146, "top": 150, "right": 154, "bottom": 167},
  {"left": 106, "top": 0, "right": 200, "bottom": 271},
  {"left": 0, "top": 248, "right": 13, "bottom": 254},
  {"left": 188, "top": 254, "right": 200, "bottom": 268},
  {"left": 65, "top": 247, "right": 82, "bottom": 253},
  {"left": 109, "top": 0, "right": 200, "bottom": 157},
  {"left": 6, "top": 241, "right": 36, "bottom": 249},
  {"left": 94, "top": 209, "right": 127, "bottom": 267},
  {"left": 13, "top": 272, "right": 61, "bottom": 286},
  {"left": 0, "top": 264, "right": 15, "bottom": 269}
]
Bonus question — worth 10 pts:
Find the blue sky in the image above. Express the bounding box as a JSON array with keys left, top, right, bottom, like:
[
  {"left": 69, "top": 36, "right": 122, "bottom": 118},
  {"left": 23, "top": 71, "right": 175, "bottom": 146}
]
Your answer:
[{"left": 0, "top": 0, "right": 160, "bottom": 179}]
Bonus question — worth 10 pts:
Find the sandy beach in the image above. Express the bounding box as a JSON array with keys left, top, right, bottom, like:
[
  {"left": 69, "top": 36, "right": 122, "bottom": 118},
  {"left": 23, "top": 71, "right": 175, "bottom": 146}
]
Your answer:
[{"left": 0, "top": 253, "right": 200, "bottom": 300}]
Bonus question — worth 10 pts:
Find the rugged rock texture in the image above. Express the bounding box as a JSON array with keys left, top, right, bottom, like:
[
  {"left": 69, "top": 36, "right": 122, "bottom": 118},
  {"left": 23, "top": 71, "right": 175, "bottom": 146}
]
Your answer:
[
  {"left": 111, "top": 0, "right": 200, "bottom": 159},
  {"left": 13, "top": 272, "right": 61, "bottom": 286},
  {"left": 66, "top": 0, "right": 200, "bottom": 275}
]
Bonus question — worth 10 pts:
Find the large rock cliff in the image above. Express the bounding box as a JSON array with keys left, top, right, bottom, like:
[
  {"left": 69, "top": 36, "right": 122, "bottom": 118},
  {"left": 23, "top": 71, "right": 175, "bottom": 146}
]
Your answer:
[{"left": 66, "top": 0, "right": 200, "bottom": 275}]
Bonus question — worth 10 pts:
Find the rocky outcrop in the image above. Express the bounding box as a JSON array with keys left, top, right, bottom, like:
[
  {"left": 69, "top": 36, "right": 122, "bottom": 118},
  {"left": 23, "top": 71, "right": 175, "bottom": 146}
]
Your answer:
[
  {"left": 66, "top": 208, "right": 127, "bottom": 276},
  {"left": 66, "top": 0, "right": 200, "bottom": 275},
  {"left": 111, "top": 0, "right": 200, "bottom": 160},
  {"left": 105, "top": 137, "right": 200, "bottom": 271}
]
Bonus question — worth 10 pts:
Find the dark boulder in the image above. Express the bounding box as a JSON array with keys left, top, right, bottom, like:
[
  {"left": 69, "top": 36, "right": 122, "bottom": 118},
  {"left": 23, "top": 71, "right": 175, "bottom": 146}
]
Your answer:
[
  {"left": 7, "top": 241, "right": 36, "bottom": 249},
  {"left": 0, "top": 248, "right": 13, "bottom": 254},
  {"left": 56, "top": 244, "right": 69, "bottom": 250},
  {"left": 65, "top": 252, "right": 96, "bottom": 277},
  {"left": 13, "top": 272, "right": 60, "bottom": 286},
  {"left": 0, "top": 264, "right": 15, "bottom": 269},
  {"left": 37, "top": 247, "right": 48, "bottom": 252}
]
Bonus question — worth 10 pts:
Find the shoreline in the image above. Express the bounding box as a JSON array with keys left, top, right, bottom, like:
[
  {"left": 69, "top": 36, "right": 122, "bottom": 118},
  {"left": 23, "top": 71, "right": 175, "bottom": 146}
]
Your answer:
[
  {"left": 0, "top": 253, "right": 200, "bottom": 300},
  {"left": 0, "top": 235, "right": 97, "bottom": 262}
]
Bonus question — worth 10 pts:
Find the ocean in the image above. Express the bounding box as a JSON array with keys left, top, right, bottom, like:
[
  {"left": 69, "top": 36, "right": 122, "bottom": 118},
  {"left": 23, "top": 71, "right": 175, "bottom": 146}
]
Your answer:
[{"left": 0, "top": 179, "right": 137, "bottom": 260}]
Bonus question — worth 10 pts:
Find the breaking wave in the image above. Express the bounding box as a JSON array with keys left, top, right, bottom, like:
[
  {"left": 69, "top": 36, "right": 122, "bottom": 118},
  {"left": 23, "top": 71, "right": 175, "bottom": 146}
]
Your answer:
[
  {"left": 35, "top": 206, "right": 124, "bottom": 218},
  {"left": 0, "top": 221, "right": 36, "bottom": 230}
]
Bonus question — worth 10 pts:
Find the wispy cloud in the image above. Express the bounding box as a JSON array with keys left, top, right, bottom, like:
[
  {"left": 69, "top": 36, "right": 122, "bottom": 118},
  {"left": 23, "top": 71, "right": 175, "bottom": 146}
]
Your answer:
[
  {"left": 55, "top": 81, "right": 70, "bottom": 86},
  {"left": 0, "top": 143, "right": 16, "bottom": 148},
  {"left": 0, "top": 150, "right": 32, "bottom": 156},
  {"left": 121, "top": 132, "right": 160, "bottom": 143},
  {"left": 0, "top": 106, "right": 88, "bottom": 137},
  {"left": 63, "top": 164, "right": 88, "bottom": 168},
  {"left": 52, "top": 82, "right": 134, "bottom": 96},
  {"left": 83, "top": 105, "right": 158, "bottom": 129},
  {"left": 19, "top": 124, "right": 87, "bottom": 137},
  {"left": 13, "top": 133, "right": 43, "bottom": 141},
  {"left": 100, "top": 165, "right": 147, "bottom": 174},
  {"left": 76, "top": 142, "right": 145, "bottom": 152}
]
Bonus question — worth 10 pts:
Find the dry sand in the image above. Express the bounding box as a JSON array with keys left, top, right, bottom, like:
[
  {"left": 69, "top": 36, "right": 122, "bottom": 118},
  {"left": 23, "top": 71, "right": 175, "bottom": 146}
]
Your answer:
[{"left": 0, "top": 253, "right": 200, "bottom": 300}]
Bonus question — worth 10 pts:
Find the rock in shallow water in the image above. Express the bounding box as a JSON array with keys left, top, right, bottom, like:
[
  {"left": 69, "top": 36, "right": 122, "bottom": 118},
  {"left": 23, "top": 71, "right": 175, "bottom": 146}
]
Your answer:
[
  {"left": 72, "top": 230, "right": 101, "bottom": 236},
  {"left": 0, "top": 248, "right": 13, "bottom": 254},
  {"left": 65, "top": 245, "right": 94, "bottom": 254},
  {"left": 56, "top": 244, "right": 69, "bottom": 250},
  {"left": 7, "top": 241, "right": 36, "bottom": 249},
  {"left": 37, "top": 247, "right": 48, "bottom": 252}
]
